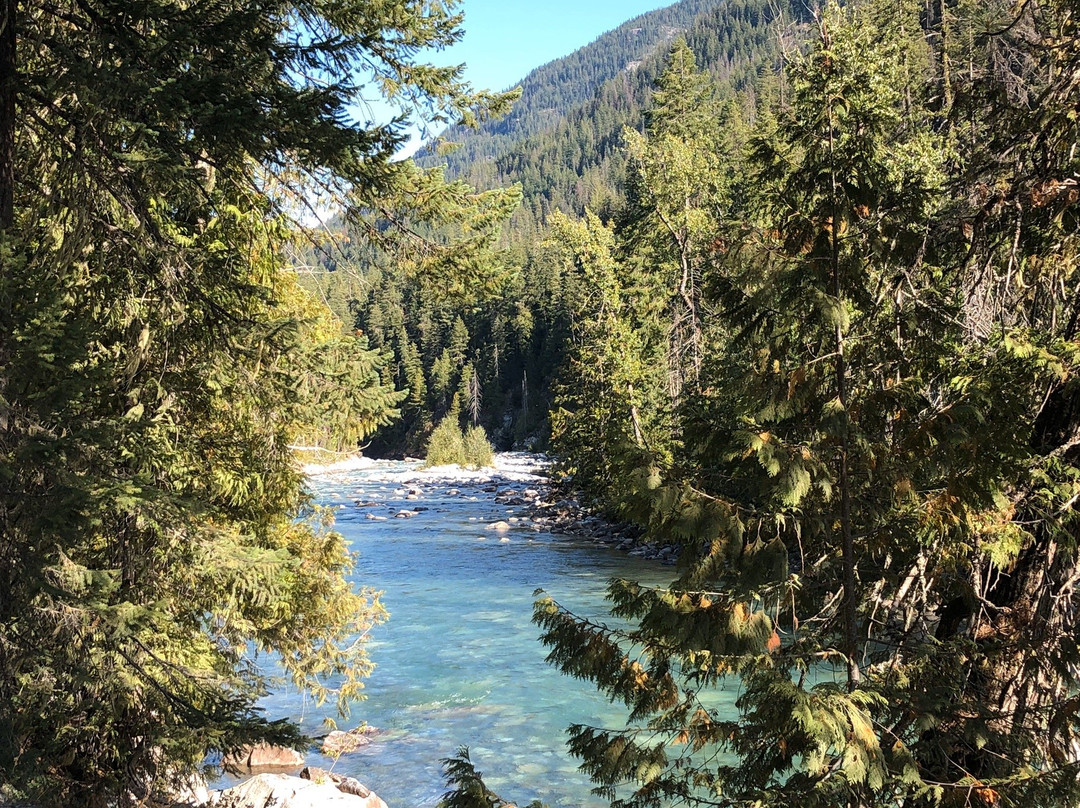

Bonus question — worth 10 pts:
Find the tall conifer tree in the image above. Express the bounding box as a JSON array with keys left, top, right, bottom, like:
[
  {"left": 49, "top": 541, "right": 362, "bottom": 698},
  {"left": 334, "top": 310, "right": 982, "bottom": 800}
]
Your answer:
[
  {"left": 483, "top": 3, "right": 1080, "bottom": 807},
  {"left": 0, "top": 1, "right": 516, "bottom": 805}
]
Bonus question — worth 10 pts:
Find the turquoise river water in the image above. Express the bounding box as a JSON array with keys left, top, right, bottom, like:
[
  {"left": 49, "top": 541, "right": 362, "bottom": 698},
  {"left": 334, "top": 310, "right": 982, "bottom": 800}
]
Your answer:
[{"left": 255, "top": 455, "right": 687, "bottom": 807}]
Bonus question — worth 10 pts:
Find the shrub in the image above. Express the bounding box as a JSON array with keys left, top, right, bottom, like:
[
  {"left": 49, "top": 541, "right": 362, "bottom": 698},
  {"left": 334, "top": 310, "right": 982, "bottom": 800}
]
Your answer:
[
  {"left": 425, "top": 418, "right": 466, "bottom": 466},
  {"left": 463, "top": 425, "right": 495, "bottom": 468}
]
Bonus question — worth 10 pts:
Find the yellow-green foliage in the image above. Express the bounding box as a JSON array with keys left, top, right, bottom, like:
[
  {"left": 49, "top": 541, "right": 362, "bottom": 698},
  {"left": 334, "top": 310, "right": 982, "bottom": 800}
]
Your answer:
[
  {"left": 425, "top": 417, "right": 467, "bottom": 466},
  {"left": 0, "top": 0, "right": 513, "bottom": 802},
  {"left": 425, "top": 420, "right": 495, "bottom": 468},
  {"left": 463, "top": 425, "right": 495, "bottom": 468}
]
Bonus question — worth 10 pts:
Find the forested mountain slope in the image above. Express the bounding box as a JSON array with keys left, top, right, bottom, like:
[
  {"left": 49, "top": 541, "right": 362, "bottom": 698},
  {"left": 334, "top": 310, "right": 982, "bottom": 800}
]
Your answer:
[
  {"left": 424, "top": 0, "right": 810, "bottom": 237},
  {"left": 418, "top": 0, "right": 725, "bottom": 181},
  {"left": 304, "top": 0, "right": 806, "bottom": 458}
]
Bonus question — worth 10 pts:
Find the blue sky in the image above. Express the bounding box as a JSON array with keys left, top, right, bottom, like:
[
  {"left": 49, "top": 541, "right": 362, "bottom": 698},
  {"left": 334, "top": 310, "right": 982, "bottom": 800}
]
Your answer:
[
  {"left": 368, "top": 0, "right": 675, "bottom": 155},
  {"left": 442, "top": 0, "right": 677, "bottom": 93}
]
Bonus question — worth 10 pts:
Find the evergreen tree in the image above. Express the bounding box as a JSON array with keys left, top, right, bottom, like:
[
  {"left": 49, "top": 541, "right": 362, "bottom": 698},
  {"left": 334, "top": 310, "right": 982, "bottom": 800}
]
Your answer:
[
  {"left": 548, "top": 209, "right": 670, "bottom": 498},
  {"left": 622, "top": 38, "right": 731, "bottom": 399},
  {"left": 0, "top": 0, "right": 515, "bottom": 804},
  {"left": 445, "top": 3, "right": 1080, "bottom": 807},
  {"left": 400, "top": 331, "right": 428, "bottom": 413},
  {"left": 425, "top": 417, "right": 467, "bottom": 467}
]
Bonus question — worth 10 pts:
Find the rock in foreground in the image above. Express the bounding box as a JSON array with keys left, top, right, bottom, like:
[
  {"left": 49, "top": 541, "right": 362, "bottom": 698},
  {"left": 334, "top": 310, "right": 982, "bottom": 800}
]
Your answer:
[
  {"left": 301, "top": 768, "right": 385, "bottom": 805},
  {"left": 209, "top": 773, "right": 386, "bottom": 808}
]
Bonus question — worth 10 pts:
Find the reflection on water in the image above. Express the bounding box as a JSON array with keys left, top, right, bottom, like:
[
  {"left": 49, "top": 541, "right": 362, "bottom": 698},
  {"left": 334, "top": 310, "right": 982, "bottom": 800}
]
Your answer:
[{"left": 253, "top": 457, "right": 674, "bottom": 807}]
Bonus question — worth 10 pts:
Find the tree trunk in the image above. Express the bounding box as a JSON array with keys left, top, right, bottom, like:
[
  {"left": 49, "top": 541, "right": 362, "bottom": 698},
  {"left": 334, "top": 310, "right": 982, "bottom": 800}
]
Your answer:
[
  {"left": 822, "top": 21, "right": 861, "bottom": 690},
  {"left": 0, "top": 0, "right": 13, "bottom": 231},
  {"left": 938, "top": 382, "right": 1080, "bottom": 778},
  {"left": 980, "top": 383, "right": 1080, "bottom": 762}
]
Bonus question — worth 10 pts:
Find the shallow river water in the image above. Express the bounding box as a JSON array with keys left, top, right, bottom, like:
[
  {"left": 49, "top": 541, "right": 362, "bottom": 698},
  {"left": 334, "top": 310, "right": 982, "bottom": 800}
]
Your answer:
[{"left": 257, "top": 455, "right": 679, "bottom": 807}]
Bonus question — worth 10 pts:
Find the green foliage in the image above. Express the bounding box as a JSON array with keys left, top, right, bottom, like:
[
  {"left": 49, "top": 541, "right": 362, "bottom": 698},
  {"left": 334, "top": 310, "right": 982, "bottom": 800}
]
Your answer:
[
  {"left": 298, "top": 0, "right": 802, "bottom": 461},
  {"left": 516, "top": 1, "right": 1080, "bottom": 807},
  {"left": 426, "top": 417, "right": 468, "bottom": 467},
  {"left": 463, "top": 425, "right": 495, "bottom": 469},
  {"left": 425, "top": 419, "right": 495, "bottom": 469},
  {"left": 0, "top": 0, "right": 516, "bottom": 805},
  {"left": 424, "top": 0, "right": 804, "bottom": 240},
  {"left": 439, "top": 747, "right": 545, "bottom": 808}
]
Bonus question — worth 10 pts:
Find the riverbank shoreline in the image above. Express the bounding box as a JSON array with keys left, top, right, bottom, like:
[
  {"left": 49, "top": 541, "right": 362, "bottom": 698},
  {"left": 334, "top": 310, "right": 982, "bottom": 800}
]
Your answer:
[{"left": 304, "top": 451, "right": 680, "bottom": 565}]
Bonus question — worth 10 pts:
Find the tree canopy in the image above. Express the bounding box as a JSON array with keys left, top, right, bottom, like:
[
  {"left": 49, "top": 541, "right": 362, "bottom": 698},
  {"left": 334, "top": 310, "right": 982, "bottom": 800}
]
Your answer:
[
  {"left": 0, "top": 1, "right": 516, "bottom": 805},
  {"left": 440, "top": 1, "right": 1080, "bottom": 806}
]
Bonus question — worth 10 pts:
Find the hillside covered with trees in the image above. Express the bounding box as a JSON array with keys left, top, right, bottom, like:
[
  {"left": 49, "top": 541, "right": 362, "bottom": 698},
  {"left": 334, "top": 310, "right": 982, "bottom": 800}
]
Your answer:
[
  {"left": 441, "top": 0, "right": 1080, "bottom": 806},
  {"left": 302, "top": 0, "right": 806, "bottom": 457}
]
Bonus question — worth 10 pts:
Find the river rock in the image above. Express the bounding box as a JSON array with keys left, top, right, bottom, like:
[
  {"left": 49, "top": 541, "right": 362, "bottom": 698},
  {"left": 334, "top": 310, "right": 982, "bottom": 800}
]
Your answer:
[
  {"left": 222, "top": 743, "right": 304, "bottom": 772},
  {"left": 208, "top": 773, "right": 376, "bottom": 807},
  {"left": 486, "top": 520, "right": 511, "bottom": 532},
  {"left": 301, "top": 767, "right": 387, "bottom": 806},
  {"left": 320, "top": 727, "right": 376, "bottom": 757}
]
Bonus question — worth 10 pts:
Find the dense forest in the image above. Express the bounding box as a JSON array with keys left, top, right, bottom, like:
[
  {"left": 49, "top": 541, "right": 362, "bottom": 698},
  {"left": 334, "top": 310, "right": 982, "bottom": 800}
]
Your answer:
[
  {"left": 440, "top": 0, "right": 1080, "bottom": 806},
  {"left": 3, "top": 0, "right": 1080, "bottom": 806},
  {"left": 0, "top": 0, "right": 516, "bottom": 805},
  {"left": 301, "top": 0, "right": 808, "bottom": 457}
]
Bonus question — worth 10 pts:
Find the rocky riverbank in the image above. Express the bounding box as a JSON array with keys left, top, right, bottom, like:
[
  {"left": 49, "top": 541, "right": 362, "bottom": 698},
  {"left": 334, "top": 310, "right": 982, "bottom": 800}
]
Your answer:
[
  {"left": 521, "top": 489, "right": 681, "bottom": 565},
  {"left": 207, "top": 771, "right": 386, "bottom": 808},
  {"left": 307, "top": 452, "right": 681, "bottom": 565}
]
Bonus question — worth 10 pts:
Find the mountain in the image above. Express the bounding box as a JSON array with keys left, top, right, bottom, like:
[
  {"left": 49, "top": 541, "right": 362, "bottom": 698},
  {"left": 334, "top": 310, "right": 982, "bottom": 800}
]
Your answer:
[
  {"left": 306, "top": 0, "right": 811, "bottom": 456},
  {"left": 419, "top": 0, "right": 725, "bottom": 178},
  {"left": 420, "top": 0, "right": 810, "bottom": 239}
]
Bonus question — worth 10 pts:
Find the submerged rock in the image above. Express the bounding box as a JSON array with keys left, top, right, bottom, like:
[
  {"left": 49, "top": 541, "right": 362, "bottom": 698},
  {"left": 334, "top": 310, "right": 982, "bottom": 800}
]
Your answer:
[{"left": 320, "top": 726, "right": 377, "bottom": 757}]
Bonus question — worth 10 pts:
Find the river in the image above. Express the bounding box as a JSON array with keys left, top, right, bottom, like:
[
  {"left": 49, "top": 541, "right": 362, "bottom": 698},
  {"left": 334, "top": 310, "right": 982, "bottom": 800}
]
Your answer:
[{"left": 256, "top": 454, "right": 675, "bottom": 807}]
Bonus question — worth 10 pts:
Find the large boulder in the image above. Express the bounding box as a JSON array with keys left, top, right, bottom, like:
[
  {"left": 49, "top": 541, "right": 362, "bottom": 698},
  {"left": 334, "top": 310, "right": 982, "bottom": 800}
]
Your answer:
[
  {"left": 222, "top": 743, "right": 305, "bottom": 773},
  {"left": 209, "top": 773, "right": 384, "bottom": 807}
]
